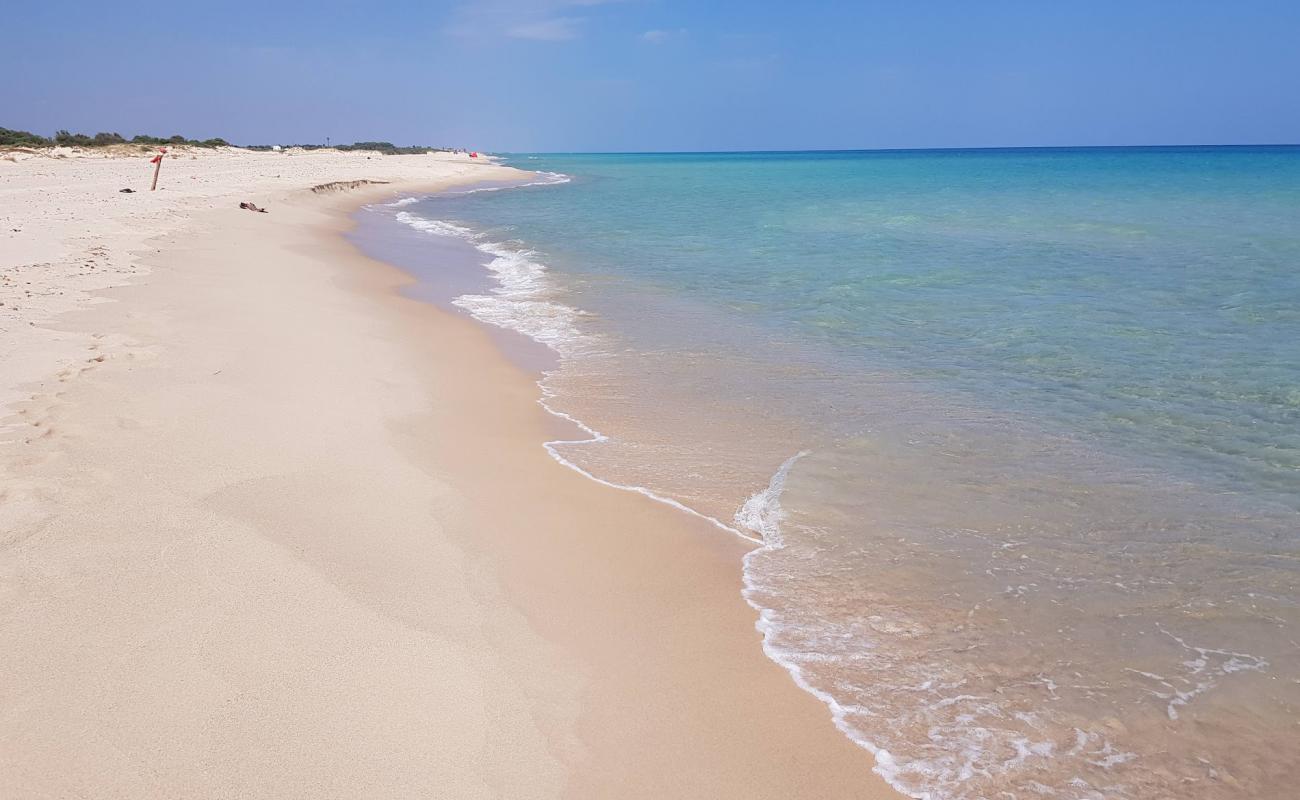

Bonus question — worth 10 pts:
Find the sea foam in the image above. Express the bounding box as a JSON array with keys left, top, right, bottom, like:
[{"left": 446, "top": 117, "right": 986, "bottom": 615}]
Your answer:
[
  {"left": 735, "top": 452, "right": 931, "bottom": 800},
  {"left": 392, "top": 208, "right": 588, "bottom": 358}
]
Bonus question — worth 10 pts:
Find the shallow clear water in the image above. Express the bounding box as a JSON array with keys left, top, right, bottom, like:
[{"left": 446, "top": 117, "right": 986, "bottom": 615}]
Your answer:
[{"left": 382, "top": 148, "right": 1300, "bottom": 799}]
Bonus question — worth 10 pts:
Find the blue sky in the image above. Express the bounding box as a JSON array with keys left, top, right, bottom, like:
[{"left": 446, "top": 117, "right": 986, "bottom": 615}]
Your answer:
[{"left": 3, "top": 1, "right": 1298, "bottom": 152}]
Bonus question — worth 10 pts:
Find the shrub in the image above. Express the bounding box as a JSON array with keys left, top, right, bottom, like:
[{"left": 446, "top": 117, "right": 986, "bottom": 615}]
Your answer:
[
  {"left": 55, "top": 129, "right": 93, "bottom": 146},
  {"left": 2, "top": 127, "right": 238, "bottom": 149},
  {"left": 0, "top": 127, "right": 51, "bottom": 147}
]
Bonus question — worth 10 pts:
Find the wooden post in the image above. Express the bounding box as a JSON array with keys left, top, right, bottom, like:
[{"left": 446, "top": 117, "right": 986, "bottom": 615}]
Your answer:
[{"left": 149, "top": 147, "right": 167, "bottom": 191}]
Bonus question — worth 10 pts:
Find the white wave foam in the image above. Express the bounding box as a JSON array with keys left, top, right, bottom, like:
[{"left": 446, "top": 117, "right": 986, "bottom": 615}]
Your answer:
[
  {"left": 537, "top": 390, "right": 760, "bottom": 544},
  {"left": 458, "top": 245, "right": 590, "bottom": 359},
  {"left": 453, "top": 295, "right": 583, "bottom": 357},
  {"left": 393, "top": 207, "right": 589, "bottom": 357},
  {"left": 521, "top": 171, "right": 572, "bottom": 188},
  {"left": 393, "top": 210, "right": 476, "bottom": 238},
  {"left": 736, "top": 452, "right": 931, "bottom": 800},
  {"left": 1127, "top": 627, "right": 1268, "bottom": 721},
  {"left": 386, "top": 191, "right": 573, "bottom": 347},
  {"left": 734, "top": 451, "right": 807, "bottom": 546},
  {"left": 452, "top": 171, "right": 572, "bottom": 195},
  {"left": 386, "top": 196, "right": 420, "bottom": 207}
]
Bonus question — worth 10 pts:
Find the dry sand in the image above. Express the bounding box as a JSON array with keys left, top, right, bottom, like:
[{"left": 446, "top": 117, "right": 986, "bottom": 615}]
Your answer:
[{"left": 0, "top": 147, "right": 903, "bottom": 798}]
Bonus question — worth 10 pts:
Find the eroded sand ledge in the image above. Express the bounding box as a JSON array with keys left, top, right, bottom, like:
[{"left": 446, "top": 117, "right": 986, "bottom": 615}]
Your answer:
[{"left": 0, "top": 149, "right": 900, "bottom": 798}]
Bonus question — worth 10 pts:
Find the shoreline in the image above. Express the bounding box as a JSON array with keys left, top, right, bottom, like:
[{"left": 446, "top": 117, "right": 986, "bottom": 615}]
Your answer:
[
  {"left": 1, "top": 150, "right": 902, "bottom": 798},
  {"left": 353, "top": 201, "right": 767, "bottom": 543},
  {"left": 345, "top": 177, "right": 909, "bottom": 798},
  {"left": 356, "top": 187, "right": 924, "bottom": 794},
  {"left": 383, "top": 150, "right": 1300, "bottom": 800}
]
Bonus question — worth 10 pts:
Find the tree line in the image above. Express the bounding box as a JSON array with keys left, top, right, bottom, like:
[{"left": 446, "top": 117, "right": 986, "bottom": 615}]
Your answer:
[
  {"left": 1, "top": 127, "right": 449, "bottom": 154},
  {"left": 0, "top": 128, "right": 230, "bottom": 148}
]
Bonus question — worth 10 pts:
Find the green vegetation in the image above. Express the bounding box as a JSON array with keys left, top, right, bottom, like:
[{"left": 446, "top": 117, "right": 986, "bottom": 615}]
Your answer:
[
  {"left": 246, "top": 141, "right": 450, "bottom": 155},
  {"left": 340, "top": 141, "right": 445, "bottom": 154},
  {"left": 0, "top": 127, "right": 53, "bottom": 147},
  {"left": 0, "top": 127, "right": 230, "bottom": 149},
  {"left": 128, "top": 133, "right": 231, "bottom": 147},
  {"left": 2, "top": 126, "right": 442, "bottom": 153},
  {"left": 53, "top": 131, "right": 126, "bottom": 146}
]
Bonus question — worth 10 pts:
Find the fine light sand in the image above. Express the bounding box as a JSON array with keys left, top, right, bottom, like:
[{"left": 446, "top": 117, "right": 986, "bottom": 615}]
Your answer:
[{"left": 0, "top": 148, "right": 902, "bottom": 798}]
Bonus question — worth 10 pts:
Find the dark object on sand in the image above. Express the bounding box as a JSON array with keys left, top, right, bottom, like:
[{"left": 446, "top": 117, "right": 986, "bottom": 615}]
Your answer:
[
  {"left": 239, "top": 201, "right": 268, "bottom": 213},
  {"left": 119, "top": 188, "right": 135, "bottom": 193}
]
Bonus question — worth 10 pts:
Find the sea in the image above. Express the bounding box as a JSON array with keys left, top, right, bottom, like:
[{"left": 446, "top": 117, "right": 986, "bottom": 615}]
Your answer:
[{"left": 354, "top": 147, "right": 1300, "bottom": 800}]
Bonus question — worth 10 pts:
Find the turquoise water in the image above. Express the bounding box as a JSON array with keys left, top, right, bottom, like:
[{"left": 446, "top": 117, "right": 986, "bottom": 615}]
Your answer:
[{"left": 386, "top": 148, "right": 1300, "bottom": 800}]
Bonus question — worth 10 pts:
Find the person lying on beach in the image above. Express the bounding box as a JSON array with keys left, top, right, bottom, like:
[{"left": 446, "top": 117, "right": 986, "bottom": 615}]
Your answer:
[{"left": 239, "top": 201, "right": 267, "bottom": 213}]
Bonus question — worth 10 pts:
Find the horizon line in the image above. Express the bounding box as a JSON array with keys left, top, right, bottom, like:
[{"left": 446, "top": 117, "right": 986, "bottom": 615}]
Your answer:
[{"left": 497, "top": 143, "right": 1300, "bottom": 156}]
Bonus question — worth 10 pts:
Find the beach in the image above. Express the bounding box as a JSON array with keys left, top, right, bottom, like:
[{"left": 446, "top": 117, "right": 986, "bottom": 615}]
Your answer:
[{"left": 0, "top": 148, "right": 901, "bottom": 798}]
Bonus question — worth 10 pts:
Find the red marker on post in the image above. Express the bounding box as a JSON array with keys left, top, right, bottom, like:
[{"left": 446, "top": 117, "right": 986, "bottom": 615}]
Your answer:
[{"left": 149, "top": 147, "right": 167, "bottom": 191}]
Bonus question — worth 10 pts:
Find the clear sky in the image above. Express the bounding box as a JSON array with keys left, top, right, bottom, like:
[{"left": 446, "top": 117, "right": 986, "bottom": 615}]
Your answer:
[{"left": 3, "top": 1, "right": 1298, "bottom": 152}]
